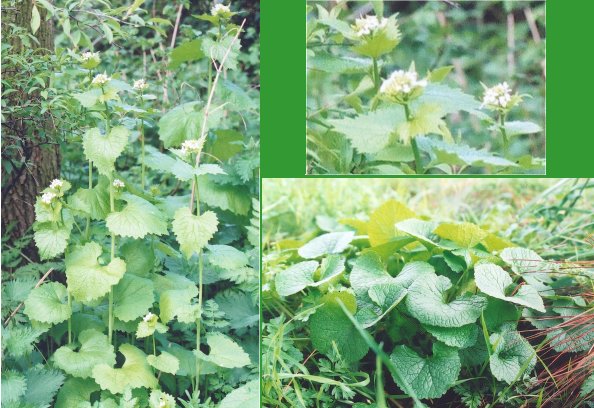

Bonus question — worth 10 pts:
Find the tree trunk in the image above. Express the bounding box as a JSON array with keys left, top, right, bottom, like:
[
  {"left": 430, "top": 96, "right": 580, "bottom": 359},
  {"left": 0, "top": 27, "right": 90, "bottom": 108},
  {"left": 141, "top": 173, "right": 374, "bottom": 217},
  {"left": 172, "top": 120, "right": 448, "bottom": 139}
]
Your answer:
[{"left": 1, "top": 1, "right": 60, "bottom": 259}]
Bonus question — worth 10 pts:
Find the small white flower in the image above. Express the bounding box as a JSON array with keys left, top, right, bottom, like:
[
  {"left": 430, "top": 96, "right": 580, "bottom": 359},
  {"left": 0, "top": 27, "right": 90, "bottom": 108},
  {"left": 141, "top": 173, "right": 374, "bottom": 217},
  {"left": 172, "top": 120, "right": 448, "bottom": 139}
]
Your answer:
[
  {"left": 380, "top": 69, "right": 427, "bottom": 99},
  {"left": 211, "top": 3, "right": 230, "bottom": 16},
  {"left": 353, "top": 15, "right": 388, "bottom": 37},
  {"left": 92, "top": 73, "right": 111, "bottom": 86},
  {"left": 143, "top": 312, "right": 155, "bottom": 322},
  {"left": 112, "top": 179, "right": 125, "bottom": 189},
  {"left": 81, "top": 51, "right": 99, "bottom": 62},
  {"left": 41, "top": 192, "right": 57, "bottom": 205},
  {"left": 481, "top": 82, "right": 513, "bottom": 109},
  {"left": 159, "top": 400, "right": 166, "bottom": 408},
  {"left": 133, "top": 79, "right": 148, "bottom": 91},
  {"left": 49, "top": 179, "right": 63, "bottom": 189},
  {"left": 180, "top": 139, "right": 204, "bottom": 155}
]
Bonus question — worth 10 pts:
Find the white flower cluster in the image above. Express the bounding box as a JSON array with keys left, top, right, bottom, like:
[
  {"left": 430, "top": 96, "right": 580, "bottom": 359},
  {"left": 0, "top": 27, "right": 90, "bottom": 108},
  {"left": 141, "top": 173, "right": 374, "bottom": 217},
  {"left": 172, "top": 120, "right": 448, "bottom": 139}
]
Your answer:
[
  {"left": 143, "top": 312, "right": 155, "bottom": 322},
  {"left": 211, "top": 3, "right": 230, "bottom": 16},
  {"left": 133, "top": 79, "right": 148, "bottom": 91},
  {"left": 92, "top": 73, "right": 111, "bottom": 86},
  {"left": 49, "top": 179, "right": 64, "bottom": 189},
  {"left": 380, "top": 70, "right": 427, "bottom": 97},
  {"left": 180, "top": 139, "right": 204, "bottom": 155},
  {"left": 112, "top": 179, "right": 125, "bottom": 189},
  {"left": 481, "top": 82, "right": 513, "bottom": 109},
  {"left": 41, "top": 192, "right": 57, "bottom": 205},
  {"left": 81, "top": 51, "right": 99, "bottom": 62},
  {"left": 353, "top": 15, "right": 388, "bottom": 37}
]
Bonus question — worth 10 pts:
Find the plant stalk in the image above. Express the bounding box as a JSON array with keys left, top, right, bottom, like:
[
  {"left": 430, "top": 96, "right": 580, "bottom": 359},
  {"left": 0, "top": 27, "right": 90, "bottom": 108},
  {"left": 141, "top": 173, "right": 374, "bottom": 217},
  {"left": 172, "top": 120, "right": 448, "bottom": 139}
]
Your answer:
[
  {"left": 67, "top": 292, "right": 72, "bottom": 344},
  {"left": 108, "top": 180, "right": 115, "bottom": 344},
  {"left": 405, "top": 104, "right": 424, "bottom": 174},
  {"left": 372, "top": 57, "right": 380, "bottom": 93},
  {"left": 85, "top": 160, "right": 92, "bottom": 240},
  {"left": 499, "top": 113, "right": 509, "bottom": 156},
  {"left": 140, "top": 119, "right": 145, "bottom": 189}
]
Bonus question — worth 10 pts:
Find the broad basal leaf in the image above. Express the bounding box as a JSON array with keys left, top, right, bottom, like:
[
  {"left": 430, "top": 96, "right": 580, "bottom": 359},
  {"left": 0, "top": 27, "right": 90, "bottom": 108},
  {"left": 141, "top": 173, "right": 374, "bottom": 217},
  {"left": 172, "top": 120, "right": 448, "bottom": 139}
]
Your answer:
[
  {"left": 55, "top": 378, "right": 99, "bottom": 408},
  {"left": 68, "top": 176, "right": 110, "bottom": 220},
  {"left": 423, "top": 323, "right": 478, "bottom": 349},
  {"left": 147, "top": 351, "right": 179, "bottom": 374},
  {"left": 434, "top": 222, "right": 488, "bottom": 248},
  {"left": 390, "top": 342, "right": 461, "bottom": 399},
  {"left": 23, "top": 366, "right": 65, "bottom": 407},
  {"left": 275, "top": 261, "right": 318, "bottom": 297},
  {"left": 367, "top": 200, "right": 416, "bottom": 247},
  {"left": 172, "top": 207, "right": 219, "bottom": 258},
  {"left": 475, "top": 263, "right": 545, "bottom": 312},
  {"left": 396, "top": 218, "right": 440, "bottom": 249},
  {"left": 309, "top": 291, "right": 369, "bottom": 362},
  {"left": 65, "top": 242, "right": 126, "bottom": 303},
  {"left": 414, "top": 84, "right": 486, "bottom": 118},
  {"left": 53, "top": 329, "right": 116, "bottom": 378},
  {"left": 1, "top": 370, "right": 27, "bottom": 404},
  {"left": 113, "top": 274, "right": 155, "bottom": 322},
  {"left": 219, "top": 380, "right": 259, "bottom": 408},
  {"left": 106, "top": 193, "right": 168, "bottom": 239},
  {"left": 406, "top": 272, "right": 487, "bottom": 327},
  {"left": 500, "top": 247, "right": 553, "bottom": 293},
  {"left": 200, "top": 332, "right": 251, "bottom": 368},
  {"left": 489, "top": 330, "right": 536, "bottom": 384},
  {"left": 92, "top": 344, "right": 157, "bottom": 394},
  {"left": 298, "top": 231, "right": 355, "bottom": 259},
  {"left": 83, "top": 126, "right": 129, "bottom": 176},
  {"left": 121, "top": 240, "right": 155, "bottom": 277},
  {"left": 24, "top": 281, "right": 71, "bottom": 324},
  {"left": 158, "top": 102, "right": 203, "bottom": 148}
]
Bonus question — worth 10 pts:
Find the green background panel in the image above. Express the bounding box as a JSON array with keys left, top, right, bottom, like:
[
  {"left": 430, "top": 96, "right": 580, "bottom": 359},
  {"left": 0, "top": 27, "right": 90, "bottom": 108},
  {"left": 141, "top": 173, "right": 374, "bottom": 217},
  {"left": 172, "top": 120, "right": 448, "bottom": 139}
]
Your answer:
[{"left": 260, "top": 0, "right": 594, "bottom": 178}]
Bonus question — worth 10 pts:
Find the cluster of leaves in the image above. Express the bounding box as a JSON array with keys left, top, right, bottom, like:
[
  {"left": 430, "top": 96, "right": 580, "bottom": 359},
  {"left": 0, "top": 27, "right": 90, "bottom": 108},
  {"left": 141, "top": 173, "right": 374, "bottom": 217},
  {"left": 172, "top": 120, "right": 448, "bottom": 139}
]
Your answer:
[
  {"left": 2, "top": 2, "right": 259, "bottom": 407},
  {"left": 262, "top": 195, "right": 593, "bottom": 407},
  {"left": 306, "top": 1, "right": 545, "bottom": 175}
]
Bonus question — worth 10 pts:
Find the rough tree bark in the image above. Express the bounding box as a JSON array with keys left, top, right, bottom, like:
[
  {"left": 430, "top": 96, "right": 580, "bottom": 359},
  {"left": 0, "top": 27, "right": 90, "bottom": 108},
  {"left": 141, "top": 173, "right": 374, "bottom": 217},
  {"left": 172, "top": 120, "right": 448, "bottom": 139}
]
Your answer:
[{"left": 1, "top": 0, "right": 60, "bottom": 258}]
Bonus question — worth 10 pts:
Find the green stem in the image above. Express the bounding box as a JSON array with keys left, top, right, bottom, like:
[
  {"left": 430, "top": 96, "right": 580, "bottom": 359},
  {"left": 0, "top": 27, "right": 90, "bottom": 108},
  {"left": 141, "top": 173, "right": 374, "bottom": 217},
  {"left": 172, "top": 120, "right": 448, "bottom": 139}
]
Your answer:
[
  {"left": 101, "top": 86, "right": 111, "bottom": 133},
  {"left": 67, "top": 292, "right": 72, "bottom": 344},
  {"left": 499, "top": 113, "right": 509, "bottom": 156},
  {"left": 152, "top": 334, "right": 156, "bottom": 356},
  {"left": 194, "top": 178, "right": 204, "bottom": 397},
  {"left": 372, "top": 57, "right": 380, "bottom": 93},
  {"left": 85, "top": 160, "right": 92, "bottom": 240},
  {"left": 140, "top": 119, "right": 145, "bottom": 189},
  {"left": 404, "top": 104, "right": 424, "bottom": 174},
  {"left": 108, "top": 179, "right": 115, "bottom": 344},
  {"left": 404, "top": 103, "right": 412, "bottom": 121}
]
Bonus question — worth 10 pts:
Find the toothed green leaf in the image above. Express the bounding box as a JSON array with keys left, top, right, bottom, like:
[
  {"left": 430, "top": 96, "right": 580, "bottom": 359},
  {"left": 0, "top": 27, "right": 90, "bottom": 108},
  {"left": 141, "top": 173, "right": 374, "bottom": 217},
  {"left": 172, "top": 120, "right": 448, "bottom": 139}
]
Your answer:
[
  {"left": 53, "top": 329, "right": 116, "bottom": 378},
  {"left": 24, "top": 282, "right": 71, "bottom": 325}
]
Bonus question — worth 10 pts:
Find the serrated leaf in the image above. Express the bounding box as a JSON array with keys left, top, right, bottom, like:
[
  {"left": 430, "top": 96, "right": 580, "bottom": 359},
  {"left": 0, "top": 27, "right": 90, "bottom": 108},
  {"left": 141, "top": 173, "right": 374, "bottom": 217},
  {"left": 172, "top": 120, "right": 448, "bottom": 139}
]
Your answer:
[
  {"left": 198, "top": 177, "right": 251, "bottom": 215},
  {"left": 55, "top": 377, "right": 98, "bottom": 408},
  {"left": 298, "top": 231, "right": 355, "bottom": 259},
  {"left": 201, "top": 332, "right": 251, "bottom": 368},
  {"left": 489, "top": 331, "right": 536, "bottom": 384},
  {"left": 53, "top": 329, "right": 116, "bottom": 378},
  {"left": 397, "top": 104, "right": 447, "bottom": 144},
  {"left": 396, "top": 218, "right": 440, "bottom": 249},
  {"left": 169, "top": 39, "right": 204, "bottom": 69},
  {"left": 113, "top": 274, "right": 155, "bottom": 322},
  {"left": 33, "top": 223, "right": 71, "bottom": 260},
  {"left": 92, "top": 344, "right": 157, "bottom": 394},
  {"left": 23, "top": 365, "right": 65, "bottom": 407},
  {"left": 158, "top": 102, "right": 203, "bottom": 148},
  {"left": 121, "top": 240, "right": 155, "bottom": 277},
  {"left": 1, "top": 371, "right": 27, "bottom": 404},
  {"left": 2, "top": 326, "right": 44, "bottom": 357},
  {"left": 329, "top": 106, "right": 405, "bottom": 155},
  {"left": 172, "top": 207, "right": 219, "bottom": 258},
  {"left": 352, "top": 17, "right": 401, "bottom": 58},
  {"left": 201, "top": 35, "right": 241, "bottom": 71},
  {"left": 147, "top": 351, "right": 179, "bottom": 374},
  {"left": 207, "top": 244, "right": 249, "bottom": 269},
  {"left": 83, "top": 127, "right": 129, "bottom": 176},
  {"left": 434, "top": 222, "right": 489, "bottom": 248},
  {"left": 309, "top": 291, "right": 369, "bottom": 362},
  {"left": 274, "top": 260, "right": 318, "bottom": 297},
  {"left": 499, "top": 121, "right": 542, "bottom": 137},
  {"left": 159, "top": 287, "right": 198, "bottom": 324},
  {"left": 406, "top": 272, "right": 487, "bottom": 327},
  {"left": 390, "top": 342, "right": 461, "bottom": 399},
  {"left": 106, "top": 193, "right": 168, "bottom": 239},
  {"left": 423, "top": 324, "right": 478, "bottom": 349},
  {"left": 307, "top": 51, "right": 374, "bottom": 74},
  {"left": 367, "top": 200, "right": 416, "bottom": 247},
  {"left": 414, "top": 84, "right": 485, "bottom": 118},
  {"left": 24, "top": 282, "right": 71, "bottom": 324},
  {"left": 219, "top": 380, "right": 259, "bottom": 408},
  {"left": 215, "top": 290, "right": 259, "bottom": 329},
  {"left": 416, "top": 136, "right": 518, "bottom": 168},
  {"left": 68, "top": 176, "right": 110, "bottom": 220},
  {"left": 499, "top": 247, "right": 553, "bottom": 293},
  {"left": 475, "top": 263, "right": 545, "bottom": 312},
  {"left": 65, "top": 242, "right": 126, "bottom": 303}
]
